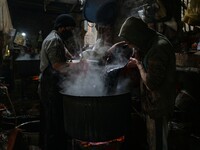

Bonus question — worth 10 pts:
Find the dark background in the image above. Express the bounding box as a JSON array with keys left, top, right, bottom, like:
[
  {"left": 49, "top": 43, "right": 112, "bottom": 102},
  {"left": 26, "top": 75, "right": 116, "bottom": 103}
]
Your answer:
[{"left": 7, "top": 0, "right": 84, "bottom": 49}]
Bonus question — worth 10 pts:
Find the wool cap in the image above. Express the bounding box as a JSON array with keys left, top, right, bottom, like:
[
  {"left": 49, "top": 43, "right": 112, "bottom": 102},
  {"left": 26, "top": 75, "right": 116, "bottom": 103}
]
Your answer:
[{"left": 54, "top": 14, "right": 76, "bottom": 29}]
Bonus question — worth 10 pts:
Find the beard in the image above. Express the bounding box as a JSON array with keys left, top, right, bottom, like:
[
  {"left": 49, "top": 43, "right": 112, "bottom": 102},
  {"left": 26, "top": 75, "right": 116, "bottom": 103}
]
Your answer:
[{"left": 60, "top": 30, "right": 73, "bottom": 40}]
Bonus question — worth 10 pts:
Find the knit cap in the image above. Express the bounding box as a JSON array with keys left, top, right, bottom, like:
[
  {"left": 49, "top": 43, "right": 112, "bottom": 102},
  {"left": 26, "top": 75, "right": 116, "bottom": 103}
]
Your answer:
[{"left": 54, "top": 14, "right": 76, "bottom": 29}]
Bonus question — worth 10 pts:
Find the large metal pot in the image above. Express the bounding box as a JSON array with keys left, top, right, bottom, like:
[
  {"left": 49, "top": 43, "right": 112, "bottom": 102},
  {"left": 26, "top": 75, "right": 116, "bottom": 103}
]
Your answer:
[
  {"left": 83, "top": 0, "right": 117, "bottom": 25},
  {"left": 61, "top": 92, "right": 132, "bottom": 142}
]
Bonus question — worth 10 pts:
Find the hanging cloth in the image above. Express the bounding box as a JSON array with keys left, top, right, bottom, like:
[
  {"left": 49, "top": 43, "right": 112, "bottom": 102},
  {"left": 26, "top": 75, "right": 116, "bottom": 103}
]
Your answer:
[
  {"left": 183, "top": 0, "right": 200, "bottom": 26},
  {"left": 0, "top": 0, "right": 13, "bottom": 34}
]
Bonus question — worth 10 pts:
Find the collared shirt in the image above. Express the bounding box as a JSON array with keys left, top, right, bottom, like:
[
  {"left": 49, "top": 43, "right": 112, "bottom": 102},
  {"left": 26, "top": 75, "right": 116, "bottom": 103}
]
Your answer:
[{"left": 40, "top": 30, "right": 67, "bottom": 72}]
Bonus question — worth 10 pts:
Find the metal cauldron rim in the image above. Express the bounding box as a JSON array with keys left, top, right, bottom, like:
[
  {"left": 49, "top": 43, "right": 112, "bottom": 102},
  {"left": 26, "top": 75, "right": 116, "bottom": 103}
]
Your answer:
[{"left": 60, "top": 91, "right": 131, "bottom": 98}]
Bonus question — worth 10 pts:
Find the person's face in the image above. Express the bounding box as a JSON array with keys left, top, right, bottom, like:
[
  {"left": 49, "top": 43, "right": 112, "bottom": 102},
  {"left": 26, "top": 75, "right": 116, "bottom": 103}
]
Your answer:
[{"left": 60, "top": 26, "right": 74, "bottom": 40}]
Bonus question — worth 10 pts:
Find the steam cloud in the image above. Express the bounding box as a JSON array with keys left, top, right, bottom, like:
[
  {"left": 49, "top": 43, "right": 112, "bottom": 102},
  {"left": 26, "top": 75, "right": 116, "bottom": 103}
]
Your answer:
[
  {"left": 60, "top": 62, "right": 107, "bottom": 96},
  {"left": 60, "top": 34, "right": 133, "bottom": 96},
  {"left": 15, "top": 53, "right": 40, "bottom": 60}
]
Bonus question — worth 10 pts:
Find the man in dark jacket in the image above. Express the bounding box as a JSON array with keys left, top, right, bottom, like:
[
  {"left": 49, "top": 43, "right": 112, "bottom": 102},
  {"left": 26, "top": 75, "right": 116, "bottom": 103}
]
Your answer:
[
  {"left": 118, "top": 16, "right": 176, "bottom": 150},
  {"left": 39, "top": 14, "right": 83, "bottom": 150}
]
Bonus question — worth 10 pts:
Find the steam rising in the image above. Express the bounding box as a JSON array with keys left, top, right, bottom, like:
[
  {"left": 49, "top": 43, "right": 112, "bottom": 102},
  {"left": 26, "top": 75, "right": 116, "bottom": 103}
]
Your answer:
[
  {"left": 60, "top": 59, "right": 132, "bottom": 97},
  {"left": 60, "top": 62, "right": 107, "bottom": 96},
  {"left": 15, "top": 53, "right": 40, "bottom": 60},
  {"left": 60, "top": 32, "right": 134, "bottom": 96}
]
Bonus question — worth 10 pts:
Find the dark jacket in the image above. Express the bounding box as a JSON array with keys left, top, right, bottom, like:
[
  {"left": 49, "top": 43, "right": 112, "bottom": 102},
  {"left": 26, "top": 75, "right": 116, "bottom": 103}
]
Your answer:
[{"left": 119, "top": 17, "right": 176, "bottom": 118}]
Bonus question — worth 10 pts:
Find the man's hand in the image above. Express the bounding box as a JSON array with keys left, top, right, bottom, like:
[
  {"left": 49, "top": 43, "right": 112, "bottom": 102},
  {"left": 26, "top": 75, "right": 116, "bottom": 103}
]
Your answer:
[{"left": 127, "top": 57, "right": 139, "bottom": 68}]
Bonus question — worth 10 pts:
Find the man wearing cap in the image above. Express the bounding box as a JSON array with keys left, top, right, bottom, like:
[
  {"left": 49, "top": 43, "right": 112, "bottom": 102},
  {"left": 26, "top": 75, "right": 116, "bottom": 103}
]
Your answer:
[
  {"left": 39, "top": 14, "right": 79, "bottom": 150},
  {"left": 110, "top": 16, "right": 176, "bottom": 150}
]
